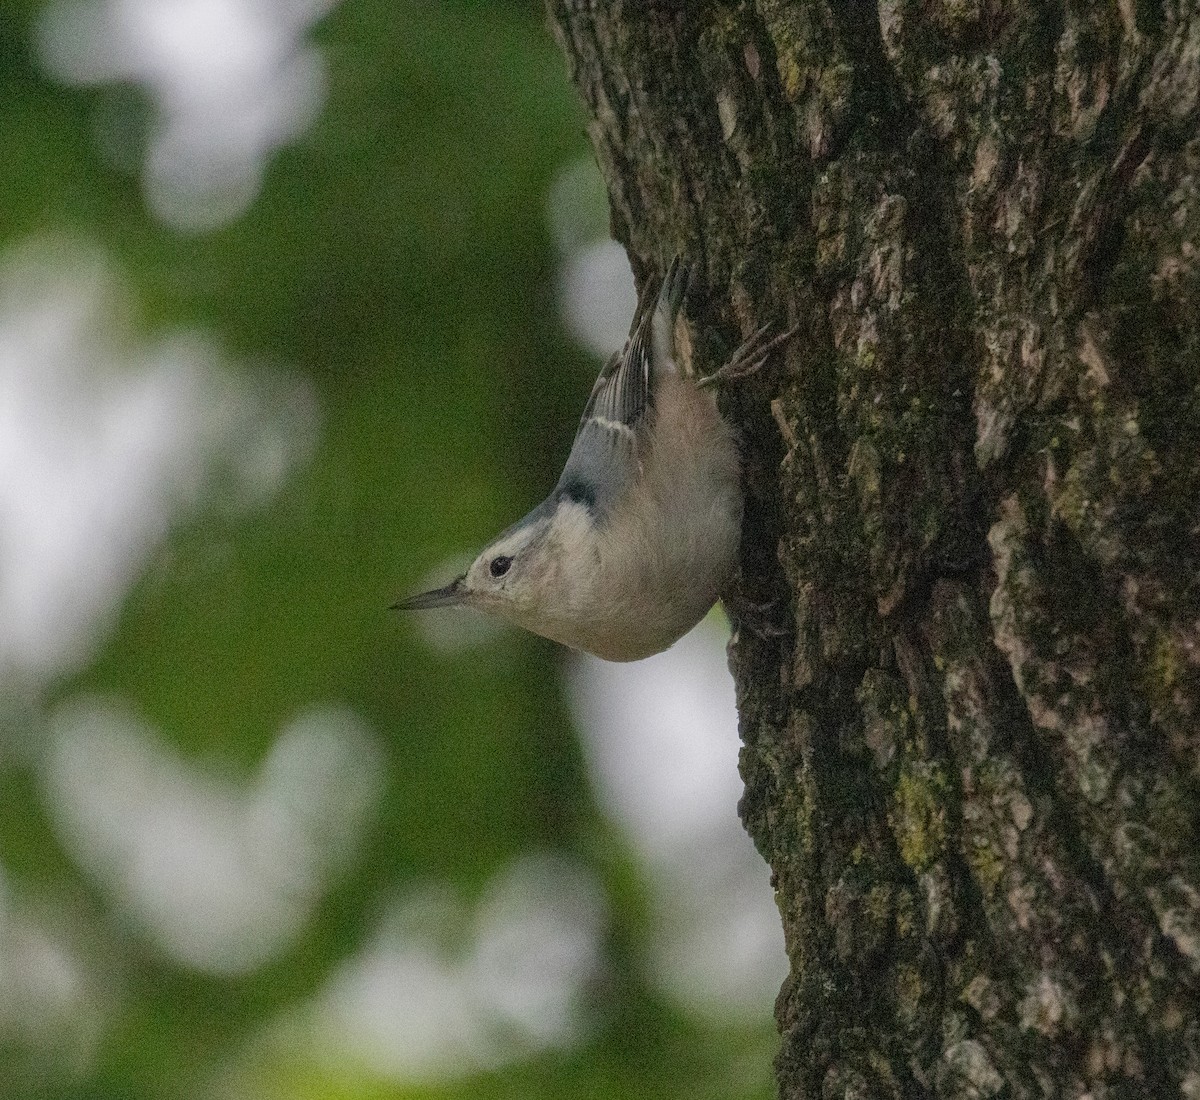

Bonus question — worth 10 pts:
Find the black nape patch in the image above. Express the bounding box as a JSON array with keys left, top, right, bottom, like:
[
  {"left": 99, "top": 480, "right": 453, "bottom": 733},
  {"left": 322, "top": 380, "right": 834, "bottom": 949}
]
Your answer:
[{"left": 558, "top": 480, "right": 596, "bottom": 509}]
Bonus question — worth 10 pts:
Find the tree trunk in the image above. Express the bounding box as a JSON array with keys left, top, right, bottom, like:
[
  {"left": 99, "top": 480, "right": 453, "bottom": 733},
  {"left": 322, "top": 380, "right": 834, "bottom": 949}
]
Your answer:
[{"left": 547, "top": 2, "right": 1200, "bottom": 1097}]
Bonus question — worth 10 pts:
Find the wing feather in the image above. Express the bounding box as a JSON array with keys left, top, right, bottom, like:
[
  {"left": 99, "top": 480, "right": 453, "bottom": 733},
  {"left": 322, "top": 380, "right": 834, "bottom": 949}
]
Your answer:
[{"left": 556, "top": 257, "right": 688, "bottom": 517}]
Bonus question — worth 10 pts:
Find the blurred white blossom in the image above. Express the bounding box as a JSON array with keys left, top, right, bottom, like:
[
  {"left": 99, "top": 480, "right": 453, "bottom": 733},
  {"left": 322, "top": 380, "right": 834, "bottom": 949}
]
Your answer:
[
  {"left": 294, "top": 854, "right": 605, "bottom": 1081},
  {"left": 37, "top": 0, "right": 336, "bottom": 230},
  {"left": 568, "top": 621, "right": 786, "bottom": 1020},
  {"left": 547, "top": 156, "right": 638, "bottom": 360},
  {"left": 44, "top": 698, "right": 381, "bottom": 974},
  {"left": 0, "top": 236, "right": 317, "bottom": 691},
  {"left": 0, "top": 867, "right": 108, "bottom": 1070}
]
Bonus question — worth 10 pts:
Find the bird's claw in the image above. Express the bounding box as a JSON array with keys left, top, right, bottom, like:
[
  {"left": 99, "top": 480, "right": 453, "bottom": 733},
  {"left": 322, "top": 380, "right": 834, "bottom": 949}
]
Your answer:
[
  {"left": 697, "top": 322, "right": 799, "bottom": 390},
  {"left": 722, "top": 591, "right": 790, "bottom": 640}
]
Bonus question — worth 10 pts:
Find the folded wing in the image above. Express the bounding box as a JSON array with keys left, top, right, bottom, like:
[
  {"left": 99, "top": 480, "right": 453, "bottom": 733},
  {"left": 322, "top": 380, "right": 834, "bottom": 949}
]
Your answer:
[{"left": 555, "top": 257, "right": 688, "bottom": 519}]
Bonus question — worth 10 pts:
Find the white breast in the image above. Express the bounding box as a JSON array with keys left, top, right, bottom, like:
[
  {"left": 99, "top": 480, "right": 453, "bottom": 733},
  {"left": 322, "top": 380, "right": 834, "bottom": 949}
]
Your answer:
[{"left": 573, "top": 375, "right": 742, "bottom": 661}]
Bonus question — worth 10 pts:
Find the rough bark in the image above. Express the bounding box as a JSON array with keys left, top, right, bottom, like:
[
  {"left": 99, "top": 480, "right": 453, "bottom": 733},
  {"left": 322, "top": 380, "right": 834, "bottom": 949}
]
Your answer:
[{"left": 547, "top": 3, "right": 1200, "bottom": 1098}]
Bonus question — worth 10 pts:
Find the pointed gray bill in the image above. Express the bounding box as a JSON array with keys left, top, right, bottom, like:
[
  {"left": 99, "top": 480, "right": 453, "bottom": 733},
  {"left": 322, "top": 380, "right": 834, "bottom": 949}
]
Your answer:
[{"left": 391, "top": 575, "right": 467, "bottom": 611}]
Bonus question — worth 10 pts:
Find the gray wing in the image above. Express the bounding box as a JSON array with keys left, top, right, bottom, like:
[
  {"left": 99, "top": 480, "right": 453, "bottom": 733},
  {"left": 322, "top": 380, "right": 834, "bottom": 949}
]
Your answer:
[{"left": 555, "top": 257, "right": 689, "bottom": 518}]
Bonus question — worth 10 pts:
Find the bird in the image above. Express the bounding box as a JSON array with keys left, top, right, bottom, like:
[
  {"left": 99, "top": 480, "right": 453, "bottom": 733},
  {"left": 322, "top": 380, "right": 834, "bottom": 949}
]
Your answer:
[{"left": 393, "top": 256, "right": 793, "bottom": 661}]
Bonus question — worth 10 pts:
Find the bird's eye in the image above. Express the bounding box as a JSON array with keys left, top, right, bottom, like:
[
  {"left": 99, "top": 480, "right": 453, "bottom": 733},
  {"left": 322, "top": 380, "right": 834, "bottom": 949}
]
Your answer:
[{"left": 489, "top": 555, "right": 513, "bottom": 578}]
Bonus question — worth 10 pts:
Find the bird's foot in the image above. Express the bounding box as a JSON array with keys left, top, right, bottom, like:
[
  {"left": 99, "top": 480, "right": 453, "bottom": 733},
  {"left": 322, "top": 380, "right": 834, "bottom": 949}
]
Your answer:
[
  {"left": 697, "top": 322, "right": 799, "bottom": 390},
  {"left": 722, "top": 590, "right": 790, "bottom": 640}
]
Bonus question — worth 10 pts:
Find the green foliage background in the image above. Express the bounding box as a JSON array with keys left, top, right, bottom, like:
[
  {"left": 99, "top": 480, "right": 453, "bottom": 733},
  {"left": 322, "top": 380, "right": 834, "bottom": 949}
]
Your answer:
[{"left": 0, "top": 2, "right": 778, "bottom": 1097}]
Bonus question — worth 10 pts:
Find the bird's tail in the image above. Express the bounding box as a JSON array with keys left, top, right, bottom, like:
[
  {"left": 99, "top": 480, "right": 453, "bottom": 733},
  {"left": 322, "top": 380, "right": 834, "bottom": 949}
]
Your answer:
[{"left": 648, "top": 254, "right": 690, "bottom": 378}]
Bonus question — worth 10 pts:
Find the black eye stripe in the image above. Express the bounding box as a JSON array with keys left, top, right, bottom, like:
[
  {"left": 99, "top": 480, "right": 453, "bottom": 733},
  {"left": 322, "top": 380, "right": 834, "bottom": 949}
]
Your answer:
[{"left": 489, "top": 555, "right": 513, "bottom": 578}]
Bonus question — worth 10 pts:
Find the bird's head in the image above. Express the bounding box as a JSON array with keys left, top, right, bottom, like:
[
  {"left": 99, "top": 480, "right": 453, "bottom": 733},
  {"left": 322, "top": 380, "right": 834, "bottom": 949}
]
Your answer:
[{"left": 393, "top": 495, "right": 594, "bottom": 627}]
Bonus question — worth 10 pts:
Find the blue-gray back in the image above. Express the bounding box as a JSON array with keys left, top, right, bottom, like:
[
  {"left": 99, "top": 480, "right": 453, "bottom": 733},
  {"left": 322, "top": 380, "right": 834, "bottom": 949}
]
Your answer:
[{"left": 555, "top": 258, "right": 688, "bottom": 519}]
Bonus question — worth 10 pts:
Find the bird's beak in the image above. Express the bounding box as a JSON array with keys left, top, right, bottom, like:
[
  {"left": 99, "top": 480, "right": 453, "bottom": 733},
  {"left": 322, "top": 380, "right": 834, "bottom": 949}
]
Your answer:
[{"left": 391, "top": 575, "right": 468, "bottom": 611}]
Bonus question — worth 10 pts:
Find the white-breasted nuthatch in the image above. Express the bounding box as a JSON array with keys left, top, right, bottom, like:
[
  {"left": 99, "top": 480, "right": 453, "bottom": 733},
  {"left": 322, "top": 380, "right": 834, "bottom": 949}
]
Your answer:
[{"left": 393, "top": 257, "right": 792, "bottom": 661}]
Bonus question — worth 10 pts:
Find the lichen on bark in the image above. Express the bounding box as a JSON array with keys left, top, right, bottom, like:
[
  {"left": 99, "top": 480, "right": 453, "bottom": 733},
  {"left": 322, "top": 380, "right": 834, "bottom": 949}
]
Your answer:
[{"left": 548, "top": 1, "right": 1200, "bottom": 1096}]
